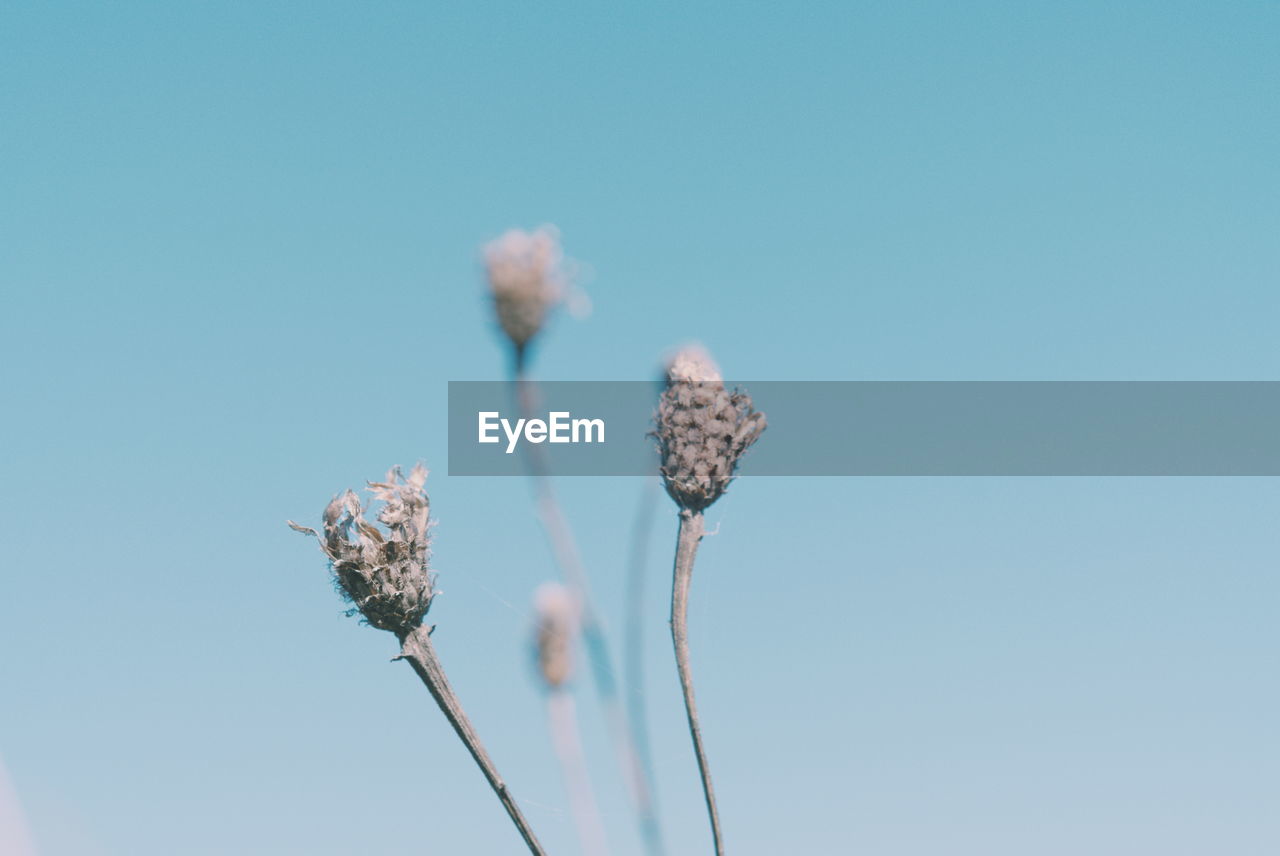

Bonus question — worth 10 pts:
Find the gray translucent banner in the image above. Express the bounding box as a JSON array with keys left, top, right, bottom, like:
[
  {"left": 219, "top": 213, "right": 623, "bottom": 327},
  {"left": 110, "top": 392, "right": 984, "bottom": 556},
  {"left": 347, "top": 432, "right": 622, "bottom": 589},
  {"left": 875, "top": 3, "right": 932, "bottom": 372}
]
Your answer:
[{"left": 447, "top": 381, "right": 1280, "bottom": 476}]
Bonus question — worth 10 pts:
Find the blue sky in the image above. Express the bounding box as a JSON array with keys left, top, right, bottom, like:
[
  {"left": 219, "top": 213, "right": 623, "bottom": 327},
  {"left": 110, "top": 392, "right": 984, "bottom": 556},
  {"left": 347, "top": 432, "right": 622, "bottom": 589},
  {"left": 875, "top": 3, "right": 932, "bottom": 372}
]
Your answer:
[{"left": 2, "top": 2, "right": 1278, "bottom": 854}]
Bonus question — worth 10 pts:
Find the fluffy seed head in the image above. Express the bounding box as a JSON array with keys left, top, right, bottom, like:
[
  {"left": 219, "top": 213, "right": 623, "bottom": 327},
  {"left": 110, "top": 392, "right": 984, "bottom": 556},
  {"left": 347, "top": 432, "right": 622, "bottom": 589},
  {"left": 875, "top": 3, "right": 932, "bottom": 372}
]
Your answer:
[
  {"left": 532, "top": 582, "right": 577, "bottom": 690},
  {"left": 289, "top": 464, "right": 434, "bottom": 636},
  {"left": 655, "top": 346, "right": 766, "bottom": 512},
  {"left": 484, "top": 226, "right": 565, "bottom": 356},
  {"left": 665, "top": 344, "right": 722, "bottom": 384}
]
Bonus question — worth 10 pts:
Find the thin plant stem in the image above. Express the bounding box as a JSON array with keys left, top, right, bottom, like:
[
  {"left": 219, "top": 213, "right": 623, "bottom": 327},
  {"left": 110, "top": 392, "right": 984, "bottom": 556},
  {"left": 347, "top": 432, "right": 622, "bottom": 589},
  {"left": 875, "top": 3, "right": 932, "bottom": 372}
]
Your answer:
[
  {"left": 511, "top": 368, "right": 666, "bottom": 856},
  {"left": 396, "top": 625, "right": 547, "bottom": 856},
  {"left": 624, "top": 476, "right": 662, "bottom": 842},
  {"left": 670, "top": 509, "right": 723, "bottom": 855},
  {"left": 547, "top": 690, "right": 610, "bottom": 856}
]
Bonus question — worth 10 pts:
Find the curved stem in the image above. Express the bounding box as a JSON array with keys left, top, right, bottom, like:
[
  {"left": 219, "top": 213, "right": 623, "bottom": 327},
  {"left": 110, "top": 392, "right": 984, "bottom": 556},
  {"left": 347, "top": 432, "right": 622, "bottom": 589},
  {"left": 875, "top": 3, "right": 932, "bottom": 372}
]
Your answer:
[
  {"left": 511, "top": 370, "right": 665, "bottom": 855},
  {"left": 670, "top": 509, "right": 723, "bottom": 855},
  {"left": 397, "top": 625, "right": 547, "bottom": 856}
]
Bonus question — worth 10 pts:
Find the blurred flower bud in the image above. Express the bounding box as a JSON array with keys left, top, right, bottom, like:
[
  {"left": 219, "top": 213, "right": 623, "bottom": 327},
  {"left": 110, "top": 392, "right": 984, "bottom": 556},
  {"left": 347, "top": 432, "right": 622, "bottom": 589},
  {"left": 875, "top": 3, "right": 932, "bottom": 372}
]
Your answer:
[
  {"left": 484, "top": 226, "right": 565, "bottom": 359},
  {"left": 533, "top": 582, "right": 577, "bottom": 690}
]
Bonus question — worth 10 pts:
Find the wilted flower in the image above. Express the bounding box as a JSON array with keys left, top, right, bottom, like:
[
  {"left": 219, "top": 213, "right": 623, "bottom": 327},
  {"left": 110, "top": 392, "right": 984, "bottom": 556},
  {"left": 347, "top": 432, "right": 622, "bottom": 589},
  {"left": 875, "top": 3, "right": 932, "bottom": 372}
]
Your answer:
[
  {"left": 654, "top": 346, "right": 766, "bottom": 512},
  {"left": 533, "top": 583, "right": 578, "bottom": 690},
  {"left": 484, "top": 226, "right": 565, "bottom": 358},
  {"left": 289, "top": 464, "right": 434, "bottom": 636}
]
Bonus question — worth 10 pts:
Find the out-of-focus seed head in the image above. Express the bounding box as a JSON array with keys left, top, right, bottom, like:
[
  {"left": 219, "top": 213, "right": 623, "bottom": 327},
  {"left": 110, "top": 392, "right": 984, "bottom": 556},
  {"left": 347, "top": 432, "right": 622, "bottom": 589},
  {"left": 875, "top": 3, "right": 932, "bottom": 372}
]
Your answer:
[
  {"left": 532, "top": 582, "right": 577, "bottom": 690},
  {"left": 289, "top": 464, "right": 434, "bottom": 636},
  {"left": 484, "top": 226, "right": 565, "bottom": 360},
  {"left": 654, "top": 346, "right": 766, "bottom": 512}
]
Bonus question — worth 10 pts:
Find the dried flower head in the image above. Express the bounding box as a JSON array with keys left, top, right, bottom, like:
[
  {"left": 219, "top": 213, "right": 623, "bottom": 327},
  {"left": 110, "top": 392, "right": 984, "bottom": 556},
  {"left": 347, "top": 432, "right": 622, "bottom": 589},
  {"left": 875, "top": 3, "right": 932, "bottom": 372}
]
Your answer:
[
  {"left": 655, "top": 346, "right": 766, "bottom": 512},
  {"left": 484, "top": 226, "right": 565, "bottom": 358},
  {"left": 533, "top": 582, "right": 577, "bottom": 690},
  {"left": 289, "top": 464, "right": 434, "bottom": 636}
]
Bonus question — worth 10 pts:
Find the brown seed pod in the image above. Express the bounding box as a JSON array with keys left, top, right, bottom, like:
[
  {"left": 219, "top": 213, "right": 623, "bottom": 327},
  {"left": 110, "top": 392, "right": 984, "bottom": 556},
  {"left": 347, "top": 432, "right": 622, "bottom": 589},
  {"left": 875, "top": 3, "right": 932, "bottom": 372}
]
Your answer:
[{"left": 654, "top": 347, "right": 766, "bottom": 512}]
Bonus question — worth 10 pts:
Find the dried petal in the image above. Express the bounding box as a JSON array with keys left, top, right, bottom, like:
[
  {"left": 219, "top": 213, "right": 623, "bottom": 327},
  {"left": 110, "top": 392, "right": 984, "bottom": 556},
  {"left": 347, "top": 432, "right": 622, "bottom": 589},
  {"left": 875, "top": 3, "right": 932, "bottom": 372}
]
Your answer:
[{"left": 291, "top": 465, "right": 435, "bottom": 635}]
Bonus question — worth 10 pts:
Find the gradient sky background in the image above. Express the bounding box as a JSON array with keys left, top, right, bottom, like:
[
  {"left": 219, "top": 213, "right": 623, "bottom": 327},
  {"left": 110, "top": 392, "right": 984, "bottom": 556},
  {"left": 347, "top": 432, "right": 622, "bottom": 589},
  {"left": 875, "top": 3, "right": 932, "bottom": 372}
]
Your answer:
[{"left": 3, "top": 2, "right": 1278, "bottom": 854}]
